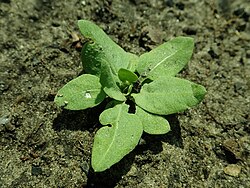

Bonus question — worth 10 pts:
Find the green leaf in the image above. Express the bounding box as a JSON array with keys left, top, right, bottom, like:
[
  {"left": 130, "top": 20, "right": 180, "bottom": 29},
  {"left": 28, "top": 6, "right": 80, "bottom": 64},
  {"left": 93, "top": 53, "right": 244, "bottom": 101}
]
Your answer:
[
  {"left": 136, "top": 37, "right": 194, "bottom": 80},
  {"left": 80, "top": 42, "right": 103, "bottom": 76},
  {"left": 92, "top": 103, "right": 143, "bottom": 172},
  {"left": 54, "top": 74, "right": 106, "bottom": 110},
  {"left": 118, "top": 68, "right": 138, "bottom": 84},
  {"left": 136, "top": 106, "right": 170, "bottom": 134},
  {"left": 126, "top": 53, "right": 139, "bottom": 72},
  {"left": 78, "top": 20, "right": 138, "bottom": 76},
  {"left": 100, "top": 61, "right": 126, "bottom": 101},
  {"left": 132, "top": 77, "right": 206, "bottom": 115}
]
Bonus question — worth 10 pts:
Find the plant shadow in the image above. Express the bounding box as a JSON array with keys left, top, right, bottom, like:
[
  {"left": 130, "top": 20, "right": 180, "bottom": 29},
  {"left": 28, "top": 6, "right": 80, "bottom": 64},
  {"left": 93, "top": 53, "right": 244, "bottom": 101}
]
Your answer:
[
  {"left": 52, "top": 102, "right": 106, "bottom": 132},
  {"left": 53, "top": 104, "right": 183, "bottom": 187},
  {"left": 85, "top": 151, "right": 136, "bottom": 188},
  {"left": 83, "top": 115, "right": 183, "bottom": 187},
  {"left": 138, "top": 115, "right": 183, "bottom": 154}
]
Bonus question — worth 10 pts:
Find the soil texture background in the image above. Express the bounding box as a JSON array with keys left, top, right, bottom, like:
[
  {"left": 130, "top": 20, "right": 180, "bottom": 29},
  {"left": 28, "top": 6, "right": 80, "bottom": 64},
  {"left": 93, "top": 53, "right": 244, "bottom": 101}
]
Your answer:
[{"left": 0, "top": 0, "right": 250, "bottom": 187}]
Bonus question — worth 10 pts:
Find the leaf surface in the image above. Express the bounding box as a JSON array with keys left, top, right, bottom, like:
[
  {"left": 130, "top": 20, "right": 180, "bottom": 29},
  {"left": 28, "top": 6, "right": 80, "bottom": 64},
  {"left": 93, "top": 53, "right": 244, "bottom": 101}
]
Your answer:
[
  {"left": 80, "top": 42, "right": 103, "bottom": 76},
  {"left": 92, "top": 103, "right": 143, "bottom": 172},
  {"left": 54, "top": 74, "right": 106, "bottom": 110},
  {"left": 136, "top": 106, "right": 170, "bottom": 134},
  {"left": 100, "top": 61, "right": 126, "bottom": 101},
  {"left": 78, "top": 20, "right": 138, "bottom": 76},
  {"left": 132, "top": 77, "right": 206, "bottom": 115},
  {"left": 136, "top": 37, "right": 194, "bottom": 80}
]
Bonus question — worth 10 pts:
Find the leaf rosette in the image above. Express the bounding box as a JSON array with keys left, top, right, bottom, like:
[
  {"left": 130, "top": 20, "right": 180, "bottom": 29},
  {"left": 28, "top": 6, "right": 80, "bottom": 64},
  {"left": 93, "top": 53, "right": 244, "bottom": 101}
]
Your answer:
[{"left": 54, "top": 20, "right": 206, "bottom": 172}]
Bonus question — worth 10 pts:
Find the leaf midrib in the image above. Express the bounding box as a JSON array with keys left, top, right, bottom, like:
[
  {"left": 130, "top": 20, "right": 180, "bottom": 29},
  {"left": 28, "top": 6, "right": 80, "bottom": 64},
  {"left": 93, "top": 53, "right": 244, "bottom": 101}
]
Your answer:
[
  {"left": 149, "top": 49, "right": 178, "bottom": 74},
  {"left": 97, "top": 104, "right": 123, "bottom": 166}
]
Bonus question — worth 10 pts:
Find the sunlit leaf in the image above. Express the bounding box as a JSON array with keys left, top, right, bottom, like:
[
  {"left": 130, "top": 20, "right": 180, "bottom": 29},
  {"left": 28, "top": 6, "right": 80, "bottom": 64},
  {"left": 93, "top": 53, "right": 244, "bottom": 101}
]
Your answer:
[
  {"left": 78, "top": 20, "right": 138, "bottom": 76},
  {"left": 132, "top": 77, "right": 206, "bottom": 115},
  {"left": 100, "top": 61, "right": 126, "bottom": 101},
  {"left": 92, "top": 103, "right": 143, "bottom": 172},
  {"left": 136, "top": 37, "right": 194, "bottom": 80},
  {"left": 136, "top": 106, "right": 170, "bottom": 134},
  {"left": 54, "top": 74, "right": 106, "bottom": 110}
]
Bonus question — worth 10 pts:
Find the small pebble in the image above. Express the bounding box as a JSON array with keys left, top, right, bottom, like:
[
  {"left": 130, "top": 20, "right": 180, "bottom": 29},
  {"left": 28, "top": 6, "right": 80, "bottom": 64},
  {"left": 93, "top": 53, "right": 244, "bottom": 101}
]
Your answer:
[
  {"left": 223, "top": 139, "right": 242, "bottom": 160},
  {"left": 81, "top": 1, "right": 86, "bottom": 6},
  {"left": 224, "top": 164, "right": 241, "bottom": 177},
  {"left": 127, "top": 166, "right": 137, "bottom": 176},
  {"left": 0, "top": 116, "right": 10, "bottom": 125},
  {"left": 0, "top": 81, "right": 9, "bottom": 93}
]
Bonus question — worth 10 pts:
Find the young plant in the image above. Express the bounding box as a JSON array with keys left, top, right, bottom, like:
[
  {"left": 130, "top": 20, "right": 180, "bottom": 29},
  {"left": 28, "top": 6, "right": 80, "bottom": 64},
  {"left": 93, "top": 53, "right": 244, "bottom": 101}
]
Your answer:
[{"left": 54, "top": 20, "right": 206, "bottom": 172}]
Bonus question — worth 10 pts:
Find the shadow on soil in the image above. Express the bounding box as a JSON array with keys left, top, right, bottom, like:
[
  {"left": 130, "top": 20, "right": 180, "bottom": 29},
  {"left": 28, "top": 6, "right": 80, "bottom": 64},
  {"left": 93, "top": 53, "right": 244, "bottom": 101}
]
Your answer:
[
  {"left": 52, "top": 104, "right": 182, "bottom": 187},
  {"left": 85, "top": 115, "right": 182, "bottom": 187}
]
